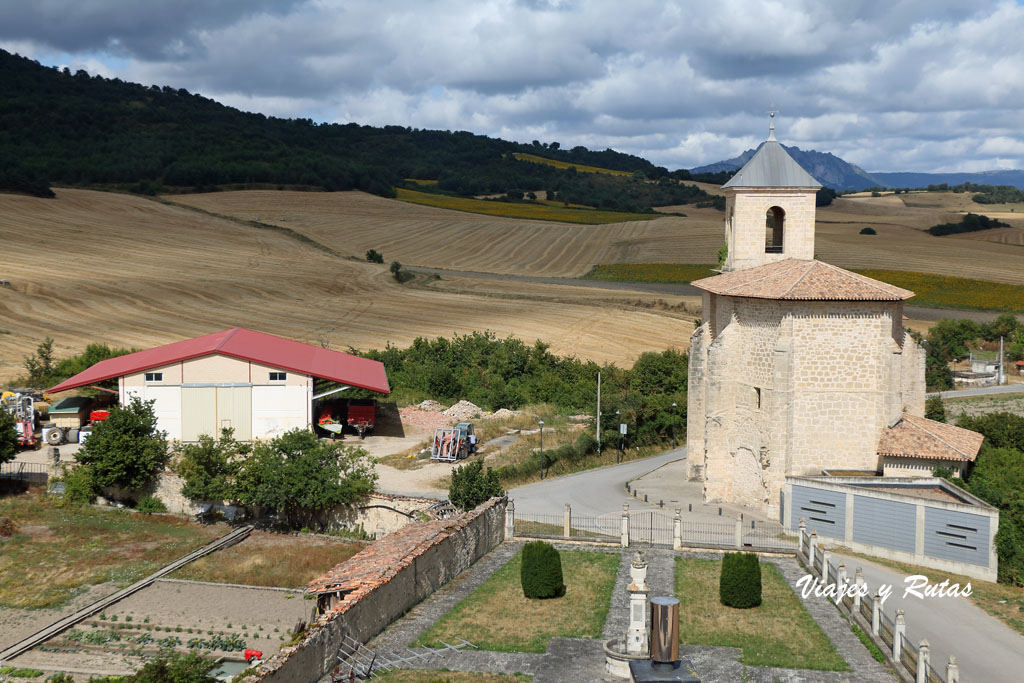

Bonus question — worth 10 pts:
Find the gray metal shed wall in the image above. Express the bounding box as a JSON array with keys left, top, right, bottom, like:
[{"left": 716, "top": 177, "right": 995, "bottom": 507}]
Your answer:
[
  {"left": 924, "top": 508, "right": 990, "bottom": 567},
  {"left": 791, "top": 485, "right": 846, "bottom": 538},
  {"left": 852, "top": 495, "right": 916, "bottom": 553}
]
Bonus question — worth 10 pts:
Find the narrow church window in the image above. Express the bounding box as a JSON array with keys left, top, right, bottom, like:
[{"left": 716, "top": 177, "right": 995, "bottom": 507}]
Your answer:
[
  {"left": 765, "top": 206, "right": 785, "bottom": 253},
  {"left": 755, "top": 387, "right": 762, "bottom": 408}
]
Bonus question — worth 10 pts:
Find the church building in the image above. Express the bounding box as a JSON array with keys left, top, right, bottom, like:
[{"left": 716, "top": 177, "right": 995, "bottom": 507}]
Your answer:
[{"left": 685, "top": 116, "right": 983, "bottom": 517}]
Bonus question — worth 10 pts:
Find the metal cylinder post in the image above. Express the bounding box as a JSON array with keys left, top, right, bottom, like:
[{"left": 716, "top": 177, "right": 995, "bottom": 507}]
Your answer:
[{"left": 650, "top": 596, "right": 680, "bottom": 665}]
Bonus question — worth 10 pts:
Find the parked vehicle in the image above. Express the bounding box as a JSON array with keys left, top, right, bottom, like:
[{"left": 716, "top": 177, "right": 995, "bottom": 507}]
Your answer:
[
  {"left": 431, "top": 422, "right": 476, "bottom": 462},
  {"left": 1, "top": 391, "right": 37, "bottom": 447},
  {"left": 346, "top": 399, "right": 376, "bottom": 439},
  {"left": 317, "top": 398, "right": 377, "bottom": 439}
]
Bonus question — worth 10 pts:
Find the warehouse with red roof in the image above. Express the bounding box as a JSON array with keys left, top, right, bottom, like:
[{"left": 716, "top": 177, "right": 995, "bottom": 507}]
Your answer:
[{"left": 48, "top": 328, "right": 389, "bottom": 442}]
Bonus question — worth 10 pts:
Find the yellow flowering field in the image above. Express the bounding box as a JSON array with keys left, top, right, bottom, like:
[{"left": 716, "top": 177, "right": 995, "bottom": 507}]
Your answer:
[
  {"left": 403, "top": 178, "right": 439, "bottom": 185},
  {"left": 394, "top": 188, "right": 656, "bottom": 224},
  {"left": 853, "top": 270, "right": 1024, "bottom": 313},
  {"left": 512, "top": 152, "right": 633, "bottom": 176},
  {"left": 583, "top": 263, "right": 718, "bottom": 283}
]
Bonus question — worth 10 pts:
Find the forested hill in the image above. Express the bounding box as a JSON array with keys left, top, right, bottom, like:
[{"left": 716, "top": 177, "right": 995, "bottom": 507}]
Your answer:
[{"left": 0, "top": 49, "right": 687, "bottom": 207}]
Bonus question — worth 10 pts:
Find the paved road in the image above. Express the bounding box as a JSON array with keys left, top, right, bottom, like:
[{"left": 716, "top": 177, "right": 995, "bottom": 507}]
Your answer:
[
  {"left": 831, "top": 552, "right": 1024, "bottom": 683},
  {"left": 508, "top": 447, "right": 686, "bottom": 517},
  {"left": 929, "top": 384, "right": 1024, "bottom": 398}
]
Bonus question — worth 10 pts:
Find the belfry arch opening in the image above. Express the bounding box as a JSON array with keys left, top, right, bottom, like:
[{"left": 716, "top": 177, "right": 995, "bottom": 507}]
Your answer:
[{"left": 765, "top": 206, "right": 785, "bottom": 253}]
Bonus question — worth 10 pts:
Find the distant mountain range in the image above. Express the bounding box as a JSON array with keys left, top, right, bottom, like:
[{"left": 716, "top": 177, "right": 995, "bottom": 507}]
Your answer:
[{"left": 691, "top": 144, "right": 1024, "bottom": 191}]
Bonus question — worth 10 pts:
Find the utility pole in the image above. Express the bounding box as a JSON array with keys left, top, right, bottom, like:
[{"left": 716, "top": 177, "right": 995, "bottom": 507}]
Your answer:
[
  {"left": 596, "top": 371, "right": 601, "bottom": 454},
  {"left": 1000, "top": 336, "right": 1005, "bottom": 385}
]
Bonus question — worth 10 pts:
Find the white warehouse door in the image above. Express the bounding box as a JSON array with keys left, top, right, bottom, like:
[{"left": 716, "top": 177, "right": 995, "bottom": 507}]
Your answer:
[{"left": 181, "top": 385, "right": 251, "bottom": 441}]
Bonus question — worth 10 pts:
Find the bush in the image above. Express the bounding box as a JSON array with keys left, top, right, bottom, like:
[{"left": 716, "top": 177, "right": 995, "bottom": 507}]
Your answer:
[
  {"left": 135, "top": 495, "right": 167, "bottom": 514},
  {"left": 76, "top": 396, "right": 169, "bottom": 491},
  {"left": 925, "top": 396, "right": 946, "bottom": 423},
  {"left": 449, "top": 460, "right": 504, "bottom": 511},
  {"left": 520, "top": 541, "right": 565, "bottom": 599},
  {"left": 62, "top": 465, "right": 97, "bottom": 505},
  {"left": 235, "top": 429, "right": 376, "bottom": 529},
  {"left": 0, "top": 406, "right": 17, "bottom": 465},
  {"left": 719, "top": 552, "right": 762, "bottom": 608},
  {"left": 365, "top": 249, "right": 384, "bottom": 263},
  {"left": 859, "top": 227, "right": 877, "bottom": 235}
]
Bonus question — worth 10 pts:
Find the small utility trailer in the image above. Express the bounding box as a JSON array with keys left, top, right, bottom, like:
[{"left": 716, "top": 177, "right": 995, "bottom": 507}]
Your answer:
[{"left": 431, "top": 422, "right": 476, "bottom": 462}]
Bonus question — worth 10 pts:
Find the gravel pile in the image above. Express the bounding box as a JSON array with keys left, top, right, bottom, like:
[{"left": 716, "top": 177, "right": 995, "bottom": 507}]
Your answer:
[
  {"left": 442, "top": 400, "right": 482, "bottom": 420},
  {"left": 399, "top": 406, "right": 454, "bottom": 431},
  {"left": 486, "top": 408, "right": 521, "bottom": 420},
  {"left": 417, "top": 400, "right": 446, "bottom": 412}
]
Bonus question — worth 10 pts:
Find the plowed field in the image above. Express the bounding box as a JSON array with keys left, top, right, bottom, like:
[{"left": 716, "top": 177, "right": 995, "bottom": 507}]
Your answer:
[{"left": 0, "top": 189, "right": 693, "bottom": 382}]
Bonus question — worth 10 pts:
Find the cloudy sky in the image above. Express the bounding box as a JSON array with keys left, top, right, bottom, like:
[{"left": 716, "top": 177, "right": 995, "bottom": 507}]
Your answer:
[{"left": 3, "top": 0, "right": 1023, "bottom": 172}]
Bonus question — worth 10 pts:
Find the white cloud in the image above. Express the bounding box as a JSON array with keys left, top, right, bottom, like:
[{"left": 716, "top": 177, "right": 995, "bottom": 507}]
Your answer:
[{"left": 2, "top": 0, "right": 1023, "bottom": 171}]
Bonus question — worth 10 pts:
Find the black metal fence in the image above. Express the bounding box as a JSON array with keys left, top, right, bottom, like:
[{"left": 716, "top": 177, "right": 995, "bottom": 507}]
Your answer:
[{"left": 0, "top": 461, "right": 49, "bottom": 485}]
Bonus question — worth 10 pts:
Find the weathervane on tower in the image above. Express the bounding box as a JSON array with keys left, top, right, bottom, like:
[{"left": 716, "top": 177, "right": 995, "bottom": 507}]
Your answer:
[{"left": 767, "top": 105, "right": 779, "bottom": 141}]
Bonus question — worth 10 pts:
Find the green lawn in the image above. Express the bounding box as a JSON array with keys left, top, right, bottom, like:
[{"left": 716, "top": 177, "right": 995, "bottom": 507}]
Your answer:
[
  {"left": 0, "top": 492, "right": 221, "bottom": 608},
  {"left": 417, "top": 548, "right": 619, "bottom": 653},
  {"left": 675, "top": 557, "right": 849, "bottom": 671}
]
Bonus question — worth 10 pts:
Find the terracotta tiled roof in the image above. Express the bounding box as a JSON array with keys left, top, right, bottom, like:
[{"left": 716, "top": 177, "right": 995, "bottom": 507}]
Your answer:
[
  {"left": 306, "top": 500, "right": 498, "bottom": 605},
  {"left": 878, "top": 414, "right": 984, "bottom": 462},
  {"left": 691, "top": 259, "right": 914, "bottom": 301}
]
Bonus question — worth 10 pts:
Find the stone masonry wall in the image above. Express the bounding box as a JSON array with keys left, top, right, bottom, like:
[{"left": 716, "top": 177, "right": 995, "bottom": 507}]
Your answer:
[
  {"left": 250, "top": 497, "right": 506, "bottom": 683},
  {"left": 692, "top": 294, "right": 923, "bottom": 517},
  {"left": 724, "top": 188, "right": 817, "bottom": 271}
]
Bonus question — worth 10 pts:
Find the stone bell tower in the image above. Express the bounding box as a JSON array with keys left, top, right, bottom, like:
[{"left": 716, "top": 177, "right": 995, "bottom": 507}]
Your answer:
[{"left": 721, "top": 112, "right": 821, "bottom": 272}]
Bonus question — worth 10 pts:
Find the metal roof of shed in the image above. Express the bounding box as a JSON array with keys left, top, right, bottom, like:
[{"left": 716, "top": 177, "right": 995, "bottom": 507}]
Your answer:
[
  {"left": 49, "top": 396, "right": 93, "bottom": 413},
  {"left": 47, "top": 328, "right": 390, "bottom": 395},
  {"left": 722, "top": 139, "right": 822, "bottom": 189}
]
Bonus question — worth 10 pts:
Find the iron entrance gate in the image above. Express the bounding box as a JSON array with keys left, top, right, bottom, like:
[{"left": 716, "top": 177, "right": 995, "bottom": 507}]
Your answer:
[{"left": 628, "top": 511, "right": 674, "bottom": 546}]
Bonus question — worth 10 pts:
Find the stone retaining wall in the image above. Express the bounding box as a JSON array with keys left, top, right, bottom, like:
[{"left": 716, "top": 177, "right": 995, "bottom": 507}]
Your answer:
[{"left": 249, "top": 497, "right": 507, "bottom": 682}]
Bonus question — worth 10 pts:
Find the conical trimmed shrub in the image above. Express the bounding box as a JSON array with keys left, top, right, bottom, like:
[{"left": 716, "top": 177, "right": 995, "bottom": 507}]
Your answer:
[
  {"left": 719, "top": 552, "right": 762, "bottom": 608},
  {"left": 521, "top": 540, "right": 565, "bottom": 599}
]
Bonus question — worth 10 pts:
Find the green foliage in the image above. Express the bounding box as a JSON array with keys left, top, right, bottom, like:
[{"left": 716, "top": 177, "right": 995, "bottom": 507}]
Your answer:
[
  {"left": 61, "top": 464, "right": 97, "bottom": 505},
  {"left": 5, "top": 668, "right": 44, "bottom": 678},
  {"left": 45, "top": 674, "right": 75, "bottom": 683},
  {"left": 124, "top": 652, "right": 218, "bottom": 683},
  {"left": 365, "top": 248, "right": 384, "bottom": 263},
  {"left": 957, "top": 412, "right": 1024, "bottom": 454},
  {"left": 176, "top": 428, "right": 249, "bottom": 503},
  {"left": 0, "top": 49, "right": 689, "bottom": 213},
  {"left": 235, "top": 429, "right": 376, "bottom": 529},
  {"left": 969, "top": 184, "right": 1024, "bottom": 204},
  {"left": 22, "top": 338, "right": 136, "bottom": 389},
  {"left": 859, "top": 227, "right": 876, "bottom": 235},
  {"left": 449, "top": 460, "right": 504, "bottom": 511},
  {"left": 520, "top": 541, "right": 565, "bottom": 599},
  {"left": 850, "top": 623, "right": 886, "bottom": 663},
  {"left": 927, "top": 318, "right": 982, "bottom": 362},
  {"left": 76, "top": 397, "right": 169, "bottom": 491},
  {"left": 22, "top": 337, "right": 55, "bottom": 386},
  {"left": 925, "top": 396, "right": 946, "bottom": 423},
  {"left": 716, "top": 241, "right": 728, "bottom": 268},
  {"left": 135, "top": 495, "right": 167, "bottom": 514},
  {"left": 928, "top": 213, "right": 1009, "bottom": 236},
  {"left": 956, "top": 411, "right": 1024, "bottom": 585},
  {"left": 993, "top": 491, "right": 1024, "bottom": 586},
  {"left": 719, "top": 552, "right": 762, "bottom": 608},
  {"left": 816, "top": 187, "right": 837, "bottom": 207},
  {"left": 0, "top": 407, "right": 17, "bottom": 465}
]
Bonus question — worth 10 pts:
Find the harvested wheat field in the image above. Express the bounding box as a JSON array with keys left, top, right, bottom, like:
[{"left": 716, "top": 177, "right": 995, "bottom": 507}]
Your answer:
[
  {"left": 170, "top": 189, "right": 726, "bottom": 277},
  {"left": 0, "top": 189, "right": 694, "bottom": 382},
  {"left": 174, "top": 189, "right": 1024, "bottom": 285}
]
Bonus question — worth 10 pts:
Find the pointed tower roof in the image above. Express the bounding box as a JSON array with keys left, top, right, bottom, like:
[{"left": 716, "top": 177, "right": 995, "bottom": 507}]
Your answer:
[{"left": 722, "top": 114, "right": 822, "bottom": 189}]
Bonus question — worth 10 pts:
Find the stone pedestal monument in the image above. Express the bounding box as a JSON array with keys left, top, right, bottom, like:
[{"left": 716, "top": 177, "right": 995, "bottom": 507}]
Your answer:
[{"left": 626, "top": 551, "right": 650, "bottom": 655}]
